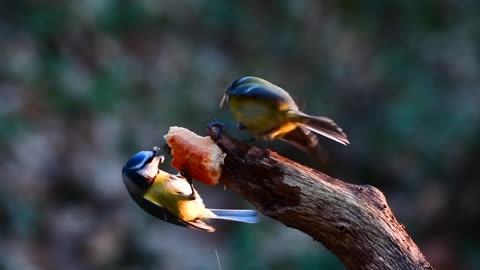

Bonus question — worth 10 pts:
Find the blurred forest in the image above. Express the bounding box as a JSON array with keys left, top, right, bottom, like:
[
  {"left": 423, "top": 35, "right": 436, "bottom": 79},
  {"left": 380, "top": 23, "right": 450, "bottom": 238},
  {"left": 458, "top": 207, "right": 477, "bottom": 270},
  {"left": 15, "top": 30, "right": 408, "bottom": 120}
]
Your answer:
[{"left": 1, "top": 1, "right": 479, "bottom": 269}]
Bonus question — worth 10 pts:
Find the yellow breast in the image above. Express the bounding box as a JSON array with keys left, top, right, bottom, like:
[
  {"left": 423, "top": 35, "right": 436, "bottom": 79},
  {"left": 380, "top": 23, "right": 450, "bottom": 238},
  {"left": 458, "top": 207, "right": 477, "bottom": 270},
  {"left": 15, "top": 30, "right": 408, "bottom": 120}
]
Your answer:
[{"left": 228, "top": 96, "right": 297, "bottom": 139}]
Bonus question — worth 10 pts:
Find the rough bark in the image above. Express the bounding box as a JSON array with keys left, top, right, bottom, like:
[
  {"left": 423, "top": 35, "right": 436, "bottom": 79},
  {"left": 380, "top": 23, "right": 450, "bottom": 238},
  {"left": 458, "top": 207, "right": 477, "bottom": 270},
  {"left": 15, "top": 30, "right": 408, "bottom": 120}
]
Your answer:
[{"left": 208, "top": 126, "right": 433, "bottom": 270}]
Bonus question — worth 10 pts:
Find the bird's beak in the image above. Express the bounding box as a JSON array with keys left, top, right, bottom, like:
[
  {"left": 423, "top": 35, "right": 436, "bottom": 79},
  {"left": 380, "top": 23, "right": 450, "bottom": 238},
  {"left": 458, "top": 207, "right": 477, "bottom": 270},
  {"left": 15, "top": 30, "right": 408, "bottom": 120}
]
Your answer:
[
  {"left": 219, "top": 94, "right": 227, "bottom": 108},
  {"left": 151, "top": 146, "right": 165, "bottom": 167}
]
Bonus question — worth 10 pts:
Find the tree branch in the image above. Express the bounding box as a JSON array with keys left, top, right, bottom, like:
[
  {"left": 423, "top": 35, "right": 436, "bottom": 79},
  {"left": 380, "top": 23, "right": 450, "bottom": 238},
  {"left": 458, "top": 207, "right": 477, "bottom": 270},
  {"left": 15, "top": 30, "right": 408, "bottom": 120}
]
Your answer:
[{"left": 208, "top": 126, "right": 433, "bottom": 270}]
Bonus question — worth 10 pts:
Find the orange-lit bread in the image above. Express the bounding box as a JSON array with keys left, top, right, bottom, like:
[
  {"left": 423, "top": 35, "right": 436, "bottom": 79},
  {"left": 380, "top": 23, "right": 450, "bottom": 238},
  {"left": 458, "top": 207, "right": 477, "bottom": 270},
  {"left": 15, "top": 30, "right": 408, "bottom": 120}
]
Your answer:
[{"left": 164, "top": 127, "right": 226, "bottom": 185}]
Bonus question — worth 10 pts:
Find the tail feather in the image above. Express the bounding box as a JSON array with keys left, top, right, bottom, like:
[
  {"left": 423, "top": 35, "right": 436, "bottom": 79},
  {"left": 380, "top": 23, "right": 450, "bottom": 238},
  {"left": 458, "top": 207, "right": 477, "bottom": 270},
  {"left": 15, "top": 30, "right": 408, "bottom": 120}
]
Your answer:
[
  {"left": 289, "top": 111, "right": 349, "bottom": 146},
  {"left": 209, "top": 209, "right": 259, "bottom": 223}
]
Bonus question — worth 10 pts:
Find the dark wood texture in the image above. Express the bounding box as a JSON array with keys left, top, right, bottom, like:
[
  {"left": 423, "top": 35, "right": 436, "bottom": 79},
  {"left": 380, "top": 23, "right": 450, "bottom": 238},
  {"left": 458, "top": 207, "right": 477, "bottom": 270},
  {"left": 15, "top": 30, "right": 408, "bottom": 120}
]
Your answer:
[{"left": 208, "top": 126, "right": 433, "bottom": 270}]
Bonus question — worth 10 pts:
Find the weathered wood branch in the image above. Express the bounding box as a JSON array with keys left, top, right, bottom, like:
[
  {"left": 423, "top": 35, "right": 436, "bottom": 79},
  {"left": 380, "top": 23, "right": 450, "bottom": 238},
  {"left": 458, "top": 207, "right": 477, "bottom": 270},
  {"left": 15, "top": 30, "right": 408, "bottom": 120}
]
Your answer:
[{"left": 208, "top": 126, "right": 433, "bottom": 270}]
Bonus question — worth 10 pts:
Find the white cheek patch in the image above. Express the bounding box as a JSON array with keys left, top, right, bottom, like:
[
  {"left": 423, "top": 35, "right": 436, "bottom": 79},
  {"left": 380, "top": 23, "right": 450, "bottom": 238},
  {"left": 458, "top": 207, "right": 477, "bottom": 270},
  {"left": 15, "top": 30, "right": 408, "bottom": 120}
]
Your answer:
[
  {"left": 139, "top": 163, "right": 159, "bottom": 179},
  {"left": 140, "top": 156, "right": 164, "bottom": 179}
]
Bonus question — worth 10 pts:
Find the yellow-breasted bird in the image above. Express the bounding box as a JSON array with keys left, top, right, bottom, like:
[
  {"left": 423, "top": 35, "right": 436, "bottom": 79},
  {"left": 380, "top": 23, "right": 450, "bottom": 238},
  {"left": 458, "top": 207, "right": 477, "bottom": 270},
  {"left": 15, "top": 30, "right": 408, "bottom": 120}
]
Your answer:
[
  {"left": 122, "top": 147, "right": 259, "bottom": 232},
  {"left": 220, "top": 76, "right": 349, "bottom": 151}
]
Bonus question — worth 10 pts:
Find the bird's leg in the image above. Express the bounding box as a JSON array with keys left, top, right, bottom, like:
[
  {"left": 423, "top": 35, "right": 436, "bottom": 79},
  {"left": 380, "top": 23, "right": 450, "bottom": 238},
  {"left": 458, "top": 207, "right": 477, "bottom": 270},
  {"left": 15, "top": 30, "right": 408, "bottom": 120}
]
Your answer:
[{"left": 180, "top": 169, "right": 197, "bottom": 200}]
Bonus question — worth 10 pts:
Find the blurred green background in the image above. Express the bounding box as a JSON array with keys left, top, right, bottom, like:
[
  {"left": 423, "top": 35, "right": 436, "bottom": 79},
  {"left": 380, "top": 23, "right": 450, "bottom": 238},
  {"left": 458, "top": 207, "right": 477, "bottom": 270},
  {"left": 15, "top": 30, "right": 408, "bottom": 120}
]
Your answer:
[{"left": 1, "top": 1, "right": 479, "bottom": 269}]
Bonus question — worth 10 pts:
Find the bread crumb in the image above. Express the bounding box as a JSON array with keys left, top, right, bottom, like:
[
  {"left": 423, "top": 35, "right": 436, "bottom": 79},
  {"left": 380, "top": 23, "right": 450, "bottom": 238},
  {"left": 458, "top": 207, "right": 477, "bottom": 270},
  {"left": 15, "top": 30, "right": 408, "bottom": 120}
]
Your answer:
[{"left": 164, "top": 127, "right": 226, "bottom": 185}]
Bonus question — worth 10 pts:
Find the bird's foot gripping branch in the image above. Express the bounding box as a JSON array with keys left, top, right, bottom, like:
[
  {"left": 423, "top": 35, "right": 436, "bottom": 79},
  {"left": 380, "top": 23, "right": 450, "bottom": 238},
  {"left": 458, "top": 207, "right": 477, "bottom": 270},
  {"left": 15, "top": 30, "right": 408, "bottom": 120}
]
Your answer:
[{"left": 160, "top": 125, "right": 432, "bottom": 270}]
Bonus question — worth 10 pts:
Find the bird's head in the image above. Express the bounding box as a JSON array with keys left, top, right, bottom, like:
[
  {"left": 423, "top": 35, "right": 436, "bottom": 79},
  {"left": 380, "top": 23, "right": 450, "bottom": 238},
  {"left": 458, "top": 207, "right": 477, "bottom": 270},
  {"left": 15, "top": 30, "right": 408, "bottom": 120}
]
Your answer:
[
  {"left": 122, "top": 147, "right": 164, "bottom": 196},
  {"left": 220, "top": 76, "right": 276, "bottom": 107}
]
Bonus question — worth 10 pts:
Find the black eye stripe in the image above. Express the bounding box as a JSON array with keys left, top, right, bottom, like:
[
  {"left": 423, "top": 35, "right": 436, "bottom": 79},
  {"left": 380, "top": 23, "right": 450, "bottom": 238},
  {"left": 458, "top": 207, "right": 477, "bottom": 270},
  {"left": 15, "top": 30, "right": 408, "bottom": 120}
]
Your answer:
[{"left": 144, "top": 156, "right": 154, "bottom": 166}]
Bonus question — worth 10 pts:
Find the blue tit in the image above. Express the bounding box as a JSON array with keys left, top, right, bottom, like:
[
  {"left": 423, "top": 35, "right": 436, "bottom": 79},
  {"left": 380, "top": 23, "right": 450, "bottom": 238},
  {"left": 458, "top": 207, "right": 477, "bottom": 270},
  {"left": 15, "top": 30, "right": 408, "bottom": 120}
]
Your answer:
[
  {"left": 122, "top": 147, "right": 259, "bottom": 232},
  {"left": 220, "top": 76, "right": 349, "bottom": 152}
]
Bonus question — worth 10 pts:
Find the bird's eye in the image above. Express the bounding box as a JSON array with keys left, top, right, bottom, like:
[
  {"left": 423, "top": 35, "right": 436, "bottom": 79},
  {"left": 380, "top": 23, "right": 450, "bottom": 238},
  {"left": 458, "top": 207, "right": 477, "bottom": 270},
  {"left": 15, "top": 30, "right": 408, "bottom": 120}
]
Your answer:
[{"left": 144, "top": 156, "right": 154, "bottom": 165}]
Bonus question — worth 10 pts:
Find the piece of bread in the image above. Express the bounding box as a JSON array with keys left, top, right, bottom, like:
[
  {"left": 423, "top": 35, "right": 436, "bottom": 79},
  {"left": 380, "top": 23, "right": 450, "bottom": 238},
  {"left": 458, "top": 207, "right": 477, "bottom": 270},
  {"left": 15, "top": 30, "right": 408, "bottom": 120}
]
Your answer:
[{"left": 164, "top": 127, "right": 226, "bottom": 185}]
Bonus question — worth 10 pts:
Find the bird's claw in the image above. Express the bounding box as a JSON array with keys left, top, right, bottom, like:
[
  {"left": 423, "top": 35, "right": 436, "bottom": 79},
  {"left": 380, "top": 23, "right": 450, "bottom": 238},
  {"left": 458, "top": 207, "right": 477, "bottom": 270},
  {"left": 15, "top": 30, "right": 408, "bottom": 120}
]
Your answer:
[
  {"left": 207, "top": 119, "right": 233, "bottom": 129},
  {"left": 207, "top": 119, "right": 233, "bottom": 139}
]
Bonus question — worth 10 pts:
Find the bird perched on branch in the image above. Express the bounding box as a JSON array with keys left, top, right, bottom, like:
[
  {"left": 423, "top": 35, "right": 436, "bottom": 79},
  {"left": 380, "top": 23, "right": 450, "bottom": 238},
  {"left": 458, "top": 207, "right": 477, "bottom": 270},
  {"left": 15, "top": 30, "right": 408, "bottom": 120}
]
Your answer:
[
  {"left": 219, "top": 76, "right": 349, "bottom": 152},
  {"left": 121, "top": 147, "right": 259, "bottom": 232}
]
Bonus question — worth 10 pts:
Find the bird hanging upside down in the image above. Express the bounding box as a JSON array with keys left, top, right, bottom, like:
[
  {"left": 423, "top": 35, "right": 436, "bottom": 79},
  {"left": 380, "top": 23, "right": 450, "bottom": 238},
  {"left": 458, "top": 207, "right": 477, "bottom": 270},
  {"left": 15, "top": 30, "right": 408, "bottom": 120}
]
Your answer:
[{"left": 122, "top": 147, "right": 259, "bottom": 232}]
